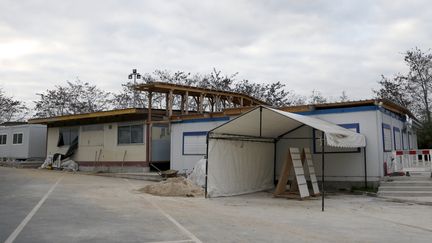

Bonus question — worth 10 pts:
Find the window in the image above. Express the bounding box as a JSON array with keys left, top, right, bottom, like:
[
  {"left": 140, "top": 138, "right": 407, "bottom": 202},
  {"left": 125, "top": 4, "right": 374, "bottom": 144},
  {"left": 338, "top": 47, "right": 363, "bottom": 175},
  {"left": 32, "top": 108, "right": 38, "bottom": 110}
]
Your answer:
[
  {"left": 314, "top": 123, "right": 360, "bottom": 153},
  {"left": 183, "top": 131, "right": 207, "bottom": 155},
  {"left": 118, "top": 124, "right": 144, "bottom": 144},
  {"left": 402, "top": 131, "right": 408, "bottom": 149},
  {"left": 408, "top": 132, "right": 412, "bottom": 149},
  {"left": 0, "top": 134, "right": 6, "bottom": 145},
  {"left": 13, "top": 133, "right": 23, "bottom": 144},
  {"left": 393, "top": 127, "right": 401, "bottom": 150},
  {"left": 58, "top": 127, "right": 79, "bottom": 146},
  {"left": 382, "top": 123, "right": 392, "bottom": 152}
]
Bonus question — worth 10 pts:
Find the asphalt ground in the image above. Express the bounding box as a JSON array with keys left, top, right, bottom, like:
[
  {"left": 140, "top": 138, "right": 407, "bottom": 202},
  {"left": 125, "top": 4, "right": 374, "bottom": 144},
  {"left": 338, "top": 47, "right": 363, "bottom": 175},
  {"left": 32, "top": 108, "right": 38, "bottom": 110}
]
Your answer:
[{"left": 1, "top": 166, "right": 432, "bottom": 243}]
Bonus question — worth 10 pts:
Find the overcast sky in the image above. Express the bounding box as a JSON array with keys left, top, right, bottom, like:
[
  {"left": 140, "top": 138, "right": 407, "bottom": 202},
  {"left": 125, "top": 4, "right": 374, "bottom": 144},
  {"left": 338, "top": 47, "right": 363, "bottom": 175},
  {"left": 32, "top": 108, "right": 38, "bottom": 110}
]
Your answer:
[{"left": 0, "top": 0, "right": 431, "bottom": 106}]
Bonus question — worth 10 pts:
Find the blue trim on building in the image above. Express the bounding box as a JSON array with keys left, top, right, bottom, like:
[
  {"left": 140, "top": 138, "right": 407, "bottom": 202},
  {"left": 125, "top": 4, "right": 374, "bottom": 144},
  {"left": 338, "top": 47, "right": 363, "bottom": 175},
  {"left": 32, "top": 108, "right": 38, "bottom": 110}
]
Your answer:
[
  {"left": 379, "top": 107, "right": 407, "bottom": 122},
  {"left": 382, "top": 123, "right": 392, "bottom": 152},
  {"left": 393, "top": 127, "right": 401, "bottom": 150},
  {"left": 294, "top": 105, "right": 407, "bottom": 122},
  {"left": 313, "top": 123, "right": 361, "bottom": 154},
  {"left": 172, "top": 117, "right": 230, "bottom": 124},
  {"left": 183, "top": 131, "right": 208, "bottom": 136},
  {"left": 182, "top": 131, "right": 208, "bottom": 155},
  {"left": 296, "top": 105, "right": 378, "bottom": 116},
  {"left": 339, "top": 123, "right": 360, "bottom": 132}
]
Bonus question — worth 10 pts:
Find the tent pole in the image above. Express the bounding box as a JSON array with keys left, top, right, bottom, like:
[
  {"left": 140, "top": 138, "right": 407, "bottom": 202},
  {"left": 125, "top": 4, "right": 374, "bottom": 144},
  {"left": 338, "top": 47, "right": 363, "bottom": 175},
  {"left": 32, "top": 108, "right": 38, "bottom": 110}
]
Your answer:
[
  {"left": 273, "top": 140, "right": 278, "bottom": 185},
  {"left": 321, "top": 131, "right": 325, "bottom": 212},
  {"left": 364, "top": 146, "right": 367, "bottom": 189},
  {"left": 205, "top": 133, "right": 209, "bottom": 198},
  {"left": 259, "top": 106, "right": 263, "bottom": 137}
]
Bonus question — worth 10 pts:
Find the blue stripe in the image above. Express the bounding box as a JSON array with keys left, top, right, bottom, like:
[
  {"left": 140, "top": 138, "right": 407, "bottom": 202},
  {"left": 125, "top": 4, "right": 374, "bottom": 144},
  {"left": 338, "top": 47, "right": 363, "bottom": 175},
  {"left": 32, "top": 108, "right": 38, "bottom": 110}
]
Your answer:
[
  {"left": 182, "top": 131, "right": 207, "bottom": 155},
  {"left": 339, "top": 123, "right": 360, "bottom": 132},
  {"left": 294, "top": 105, "right": 407, "bottom": 122},
  {"left": 295, "top": 105, "right": 378, "bottom": 115},
  {"left": 183, "top": 131, "right": 208, "bottom": 136},
  {"left": 172, "top": 116, "right": 230, "bottom": 124}
]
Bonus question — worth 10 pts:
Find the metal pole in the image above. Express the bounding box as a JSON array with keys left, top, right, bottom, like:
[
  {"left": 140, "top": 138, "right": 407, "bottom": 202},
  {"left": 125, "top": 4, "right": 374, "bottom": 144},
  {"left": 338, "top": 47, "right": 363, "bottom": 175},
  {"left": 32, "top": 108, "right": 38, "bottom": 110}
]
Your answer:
[
  {"left": 273, "top": 140, "right": 277, "bottom": 185},
  {"left": 259, "top": 106, "right": 263, "bottom": 137},
  {"left": 133, "top": 73, "right": 136, "bottom": 107},
  {"left": 205, "top": 133, "right": 210, "bottom": 198},
  {"left": 321, "top": 131, "right": 325, "bottom": 212},
  {"left": 364, "top": 147, "right": 367, "bottom": 189}
]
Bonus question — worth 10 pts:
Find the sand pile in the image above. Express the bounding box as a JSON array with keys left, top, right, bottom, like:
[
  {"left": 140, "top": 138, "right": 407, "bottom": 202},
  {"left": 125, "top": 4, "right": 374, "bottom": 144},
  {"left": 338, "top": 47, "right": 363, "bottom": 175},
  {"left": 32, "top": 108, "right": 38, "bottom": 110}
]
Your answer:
[{"left": 139, "top": 177, "right": 204, "bottom": 197}]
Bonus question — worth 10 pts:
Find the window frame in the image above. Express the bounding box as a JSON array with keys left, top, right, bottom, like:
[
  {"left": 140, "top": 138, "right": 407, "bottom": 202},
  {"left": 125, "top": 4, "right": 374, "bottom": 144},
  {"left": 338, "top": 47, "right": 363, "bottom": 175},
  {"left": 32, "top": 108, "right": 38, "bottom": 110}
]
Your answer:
[
  {"left": 117, "top": 123, "right": 145, "bottom": 145},
  {"left": 12, "top": 133, "right": 23, "bottom": 145},
  {"left": 382, "top": 123, "right": 392, "bottom": 152},
  {"left": 58, "top": 127, "right": 79, "bottom": 147},
  {"left": 313, "top": 123, "right": 361, "bottom": 154},
  {"left": 0, "top": 134, "right": 7, "bottom": 145},
  {"left": 182, "top": 131, "right": 208, "bottom": 155},
  {"left": 393, "top": 127, "right": 402, "bottom": 150}
]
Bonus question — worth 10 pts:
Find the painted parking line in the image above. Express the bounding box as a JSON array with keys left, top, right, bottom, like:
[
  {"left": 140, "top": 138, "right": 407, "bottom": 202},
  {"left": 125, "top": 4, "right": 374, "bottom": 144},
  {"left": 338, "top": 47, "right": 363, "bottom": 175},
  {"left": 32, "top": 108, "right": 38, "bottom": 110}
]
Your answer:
[
  {"left": 4, "top": 176, "right": 64, "bottom": 243},
  {"left": 124, "top": 179, "right": 203, "bottom": 243},
  {"left": 145, "top": 240, "right": 195, "bottom": 243}
]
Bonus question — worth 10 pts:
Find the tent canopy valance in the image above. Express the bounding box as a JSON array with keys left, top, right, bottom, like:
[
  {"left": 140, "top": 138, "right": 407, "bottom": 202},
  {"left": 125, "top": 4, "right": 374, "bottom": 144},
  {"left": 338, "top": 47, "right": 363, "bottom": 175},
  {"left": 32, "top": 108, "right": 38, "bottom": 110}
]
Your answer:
[{"left": 209, "top": 106, "right": 366, "bottom": 148}]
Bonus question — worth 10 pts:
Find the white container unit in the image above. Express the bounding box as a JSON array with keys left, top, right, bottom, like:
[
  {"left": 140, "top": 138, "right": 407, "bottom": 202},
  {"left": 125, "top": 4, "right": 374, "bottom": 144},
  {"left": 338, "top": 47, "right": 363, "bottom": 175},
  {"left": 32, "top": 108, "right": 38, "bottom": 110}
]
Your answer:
[
  {"left": 170, "top": 117, "right": 230, "bottom": 174},
  {"left": 0, "top": 124, "right": 47, "bottom": 160}
]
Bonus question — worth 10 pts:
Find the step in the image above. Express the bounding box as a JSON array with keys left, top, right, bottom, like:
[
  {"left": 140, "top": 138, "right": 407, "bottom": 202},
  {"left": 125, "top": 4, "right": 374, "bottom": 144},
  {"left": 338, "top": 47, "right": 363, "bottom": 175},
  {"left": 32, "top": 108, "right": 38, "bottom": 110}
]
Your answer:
[
  {"left": 380, "top": 180, "right": 432, "bottom": 186},
  {"left": 378, "top": 191, "right": 432, "bottom": 197},
  {"left": 96, "top": 172, "right": 164, "bottom": 182},
  {"left": 383, "top": 176, "right": 432, "bottom": 181},
  {"left": 378, "top": 186, "right": 432, "bottom": 192}
]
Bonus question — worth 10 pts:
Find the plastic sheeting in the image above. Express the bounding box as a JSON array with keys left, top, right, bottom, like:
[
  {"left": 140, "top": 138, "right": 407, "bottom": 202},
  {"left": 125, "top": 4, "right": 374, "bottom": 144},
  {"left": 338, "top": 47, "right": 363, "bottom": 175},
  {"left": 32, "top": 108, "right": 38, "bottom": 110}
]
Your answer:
[
  {"left": 187, "top": 157, "right": 206, "bottom": 187},
  {"left": 207, "top": 139, "right": 274, "bottom": 197}
]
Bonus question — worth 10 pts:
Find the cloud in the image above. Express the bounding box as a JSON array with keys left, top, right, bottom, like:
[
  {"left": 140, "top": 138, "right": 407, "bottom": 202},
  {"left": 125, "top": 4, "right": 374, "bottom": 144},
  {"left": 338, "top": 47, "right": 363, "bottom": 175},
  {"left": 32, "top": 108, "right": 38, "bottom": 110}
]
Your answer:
[{"left": 0, "top": 0, "right": 431, "bottom": 108}]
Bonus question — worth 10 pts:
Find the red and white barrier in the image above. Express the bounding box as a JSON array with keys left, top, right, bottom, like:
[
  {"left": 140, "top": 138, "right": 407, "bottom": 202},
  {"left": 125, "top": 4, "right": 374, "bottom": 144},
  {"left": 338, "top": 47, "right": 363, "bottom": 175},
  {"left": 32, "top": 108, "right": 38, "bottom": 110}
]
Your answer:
[{"left": 388, "top": 150, "right": 432, "bottom": 174}]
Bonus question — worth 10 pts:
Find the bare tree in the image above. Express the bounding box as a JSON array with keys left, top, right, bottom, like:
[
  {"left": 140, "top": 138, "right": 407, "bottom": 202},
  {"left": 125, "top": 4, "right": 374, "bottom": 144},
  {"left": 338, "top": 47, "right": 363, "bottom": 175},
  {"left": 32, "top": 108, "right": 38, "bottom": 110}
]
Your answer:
[
  {"left": 309, "top": 90, "right": 327, "bottom": 104},
  {"left": 34, "top": 79, "right": 112, "bottom": 117},
  {"left": 374, "top": 48, "right": 432, "bottom": 122},
  {"left": 339, "top": 91, "right": 349, "bottom": 102},
  {"left": 0, "top": 88, "right": 28, "bottom": 123},
  {"left": 234, "top": 80, "right": 305, "bottom": 107},
  {"left": 112, "top": 68, "right": 308, "bottom": 109}
]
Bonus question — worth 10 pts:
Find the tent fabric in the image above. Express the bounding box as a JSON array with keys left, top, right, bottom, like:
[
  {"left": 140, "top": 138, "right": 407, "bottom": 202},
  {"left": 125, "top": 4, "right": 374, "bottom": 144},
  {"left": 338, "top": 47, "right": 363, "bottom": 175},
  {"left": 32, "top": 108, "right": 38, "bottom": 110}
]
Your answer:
[
  {"left": 210, "top": 106, "right": 366, "bottom": 148},
  {"left": 207, "top": 139, "right": 274, "bottom": 197}
]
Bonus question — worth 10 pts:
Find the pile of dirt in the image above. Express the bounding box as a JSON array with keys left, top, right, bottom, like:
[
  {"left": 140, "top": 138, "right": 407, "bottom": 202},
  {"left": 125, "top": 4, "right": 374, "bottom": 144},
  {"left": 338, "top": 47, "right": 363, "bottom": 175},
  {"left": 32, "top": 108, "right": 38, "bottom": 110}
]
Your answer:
[{"left": 139, "top": 177, "right": 204, "bottom": 197}]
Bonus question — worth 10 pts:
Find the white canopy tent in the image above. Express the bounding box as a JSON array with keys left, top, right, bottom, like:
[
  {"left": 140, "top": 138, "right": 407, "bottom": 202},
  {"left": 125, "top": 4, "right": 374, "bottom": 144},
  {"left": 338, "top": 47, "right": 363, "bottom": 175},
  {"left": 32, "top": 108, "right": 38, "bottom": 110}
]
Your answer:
[{"left": 205, "top": 106, "right": 367, "bottom": 210}]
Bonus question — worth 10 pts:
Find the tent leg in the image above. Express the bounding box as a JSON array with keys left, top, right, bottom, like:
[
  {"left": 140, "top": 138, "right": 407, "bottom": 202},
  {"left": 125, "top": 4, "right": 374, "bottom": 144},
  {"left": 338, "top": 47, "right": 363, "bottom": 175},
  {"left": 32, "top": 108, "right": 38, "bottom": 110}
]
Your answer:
[
  {"left": 321, "top": 131, "right": 325, "bottom": 212},
  {"left": 205, "top": 134, "right": 209, "bottom": 198},
  {"left": 364, "top": 147, "right": 367, "bottom": 189},
  {"left": 273, "top": 140, "right": 278, "bottom": 185}
]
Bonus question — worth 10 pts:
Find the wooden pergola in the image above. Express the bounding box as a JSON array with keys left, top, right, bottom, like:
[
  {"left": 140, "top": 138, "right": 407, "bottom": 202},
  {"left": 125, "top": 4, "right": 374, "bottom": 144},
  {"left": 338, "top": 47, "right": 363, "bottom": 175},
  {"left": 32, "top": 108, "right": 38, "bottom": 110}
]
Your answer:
[{"left": 134, "top": 82, "right": 267, "bottom": 117}]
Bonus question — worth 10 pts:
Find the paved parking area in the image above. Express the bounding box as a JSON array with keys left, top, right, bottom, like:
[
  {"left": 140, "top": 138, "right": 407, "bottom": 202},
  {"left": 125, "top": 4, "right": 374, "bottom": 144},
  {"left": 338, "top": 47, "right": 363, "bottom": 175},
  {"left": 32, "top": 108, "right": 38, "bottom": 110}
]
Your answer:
[{"left": 1, "top": 167, "right": 432, "bottom": 242}]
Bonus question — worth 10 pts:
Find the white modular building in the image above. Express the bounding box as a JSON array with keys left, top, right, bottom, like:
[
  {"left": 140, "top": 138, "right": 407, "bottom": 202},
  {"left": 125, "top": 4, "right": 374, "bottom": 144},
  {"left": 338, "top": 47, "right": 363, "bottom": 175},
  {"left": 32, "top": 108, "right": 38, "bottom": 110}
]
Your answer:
[
  {"left": 29, "top": 108, "right": 171, "bottom": 172},
  {"left": 0, "top": 124, "right": 47, "bottom": 160},
  {"left": 170, "top": 100, "right": 419, "bottom": 190},
  {"left": 170, "top": 117, "right": 230, "bottom": 174}
]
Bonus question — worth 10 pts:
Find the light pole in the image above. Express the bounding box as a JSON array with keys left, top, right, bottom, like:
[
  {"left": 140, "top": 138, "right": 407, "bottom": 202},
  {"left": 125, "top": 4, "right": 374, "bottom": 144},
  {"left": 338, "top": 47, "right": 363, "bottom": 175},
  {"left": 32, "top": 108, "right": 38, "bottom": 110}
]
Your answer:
[{"left": 128, "top": 69, "right": 142, "bottom": 108}]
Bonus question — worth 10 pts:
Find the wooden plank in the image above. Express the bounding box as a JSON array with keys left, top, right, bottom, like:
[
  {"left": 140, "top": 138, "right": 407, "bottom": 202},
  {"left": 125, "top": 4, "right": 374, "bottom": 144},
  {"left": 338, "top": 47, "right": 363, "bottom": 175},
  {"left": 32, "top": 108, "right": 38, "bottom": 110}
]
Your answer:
[
  {"left": 302, "top": 148, "right": 320, "bottom": 196},
  {"left": 274, "top": 149, "right": 293, "bottom": 195},
  {"left": 290, "top": 147, "right": 310, "bottom": 198},
  {"left": 274, "top": 147, "right": 310, "bottom": 199}
]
